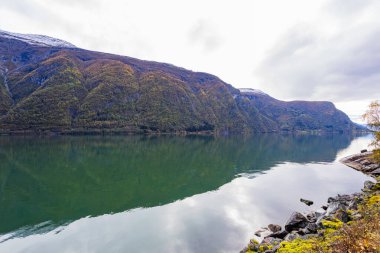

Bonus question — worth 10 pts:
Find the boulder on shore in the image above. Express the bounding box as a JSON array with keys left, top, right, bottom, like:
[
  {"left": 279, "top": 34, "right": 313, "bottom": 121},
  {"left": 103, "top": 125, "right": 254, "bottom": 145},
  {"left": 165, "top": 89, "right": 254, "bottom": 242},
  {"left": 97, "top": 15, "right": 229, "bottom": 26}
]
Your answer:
[
  {"left": 284, "top": 212, "right": 309, "bottom": 232},
  {"left": 300, "top": 198, "right": 313, "bottom": 206},
  {"left": 268, "top": 224, "right": 282, "bottom": 233}
]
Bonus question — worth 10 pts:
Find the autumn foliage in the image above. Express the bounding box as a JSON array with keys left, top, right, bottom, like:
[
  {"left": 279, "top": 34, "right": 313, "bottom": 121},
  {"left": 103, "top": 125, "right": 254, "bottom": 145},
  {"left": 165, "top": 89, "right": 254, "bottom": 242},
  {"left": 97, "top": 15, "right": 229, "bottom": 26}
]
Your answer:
[{"left": 363, "top": 100, "right": 380, "bottom": 162}]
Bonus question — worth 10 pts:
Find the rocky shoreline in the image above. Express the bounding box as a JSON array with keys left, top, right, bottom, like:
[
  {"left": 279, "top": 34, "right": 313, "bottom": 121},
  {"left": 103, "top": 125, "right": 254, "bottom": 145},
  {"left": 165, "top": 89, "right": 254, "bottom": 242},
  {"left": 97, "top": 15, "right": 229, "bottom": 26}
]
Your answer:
[{"left": 240, "top": 151, "right": 380, "bottom": 253}]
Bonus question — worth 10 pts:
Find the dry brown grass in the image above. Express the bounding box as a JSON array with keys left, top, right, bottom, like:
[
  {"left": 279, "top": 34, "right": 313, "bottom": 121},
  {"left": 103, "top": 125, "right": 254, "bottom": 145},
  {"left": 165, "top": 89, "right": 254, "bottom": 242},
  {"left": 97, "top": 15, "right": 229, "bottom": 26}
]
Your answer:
[{"left": 331, "top": 202, "right": 380, "bottom": 253}]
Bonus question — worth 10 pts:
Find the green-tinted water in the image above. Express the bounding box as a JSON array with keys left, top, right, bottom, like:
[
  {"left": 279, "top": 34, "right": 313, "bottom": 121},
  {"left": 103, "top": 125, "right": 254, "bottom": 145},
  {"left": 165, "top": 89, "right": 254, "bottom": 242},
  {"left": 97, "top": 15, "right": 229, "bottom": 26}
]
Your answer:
[{"left": 0, "top": 134, "right": 373, "bottom": 253}]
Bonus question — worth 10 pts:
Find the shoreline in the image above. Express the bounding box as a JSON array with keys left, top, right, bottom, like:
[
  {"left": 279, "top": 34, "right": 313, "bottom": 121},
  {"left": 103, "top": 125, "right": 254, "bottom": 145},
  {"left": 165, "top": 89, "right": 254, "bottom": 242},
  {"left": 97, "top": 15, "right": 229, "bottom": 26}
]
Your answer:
[
  {"left": 0, "top": 128, "right": 370, "bottom": 137},
  {"left": 240, "top": 151, "right": 380, "bottom": 253},
  {"left": 340, "top": 151, "right": 380, "bottom": 176}
]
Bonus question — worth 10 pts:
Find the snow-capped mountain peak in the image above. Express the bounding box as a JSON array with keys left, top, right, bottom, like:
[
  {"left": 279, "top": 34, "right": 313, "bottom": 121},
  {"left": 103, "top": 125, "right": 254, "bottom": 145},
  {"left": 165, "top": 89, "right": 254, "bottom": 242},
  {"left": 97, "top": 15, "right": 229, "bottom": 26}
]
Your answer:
[{"left": 0, "top": 29, "right": 76, "bottom": 48}]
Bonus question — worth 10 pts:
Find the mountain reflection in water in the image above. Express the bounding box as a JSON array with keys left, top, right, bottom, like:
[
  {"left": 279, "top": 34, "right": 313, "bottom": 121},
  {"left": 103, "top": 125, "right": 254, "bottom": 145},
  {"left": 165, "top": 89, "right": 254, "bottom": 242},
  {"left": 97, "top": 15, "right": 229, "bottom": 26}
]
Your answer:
[{"left": 0, "top": 134, "right": 372, "bottom": 253}]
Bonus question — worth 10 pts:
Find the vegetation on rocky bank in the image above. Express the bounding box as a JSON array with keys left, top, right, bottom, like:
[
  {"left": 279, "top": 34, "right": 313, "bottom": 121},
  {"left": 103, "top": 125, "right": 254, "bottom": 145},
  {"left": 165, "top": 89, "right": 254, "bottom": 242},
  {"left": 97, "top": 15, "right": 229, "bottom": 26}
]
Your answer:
[
  {"left": 241, "top": 100, "right": 380, "bottom": 253},
  {"left": 240, "top": 152, "right": 380, "bottom": 253}
]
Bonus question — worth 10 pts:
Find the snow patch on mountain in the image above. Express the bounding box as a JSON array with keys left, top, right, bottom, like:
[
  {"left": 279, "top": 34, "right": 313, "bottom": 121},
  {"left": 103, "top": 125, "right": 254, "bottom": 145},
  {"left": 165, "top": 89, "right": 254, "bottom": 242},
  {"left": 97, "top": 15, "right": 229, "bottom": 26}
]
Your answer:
[
  {"left": 239, "top": 88, "right": 268, "bottom": 96},
  {"left": 0, "top": 29, "right": 76, "bottom": 48}
]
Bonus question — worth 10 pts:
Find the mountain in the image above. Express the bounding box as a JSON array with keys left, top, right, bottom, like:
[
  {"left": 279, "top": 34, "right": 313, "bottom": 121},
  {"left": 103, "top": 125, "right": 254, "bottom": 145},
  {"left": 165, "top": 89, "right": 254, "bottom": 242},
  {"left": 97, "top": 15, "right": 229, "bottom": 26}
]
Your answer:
[
  {"left": 0, "top": 29, "right": 364, "bottom": 134},
  {"left": 236, "top": 88, "right": 362, "bottom": 133}
]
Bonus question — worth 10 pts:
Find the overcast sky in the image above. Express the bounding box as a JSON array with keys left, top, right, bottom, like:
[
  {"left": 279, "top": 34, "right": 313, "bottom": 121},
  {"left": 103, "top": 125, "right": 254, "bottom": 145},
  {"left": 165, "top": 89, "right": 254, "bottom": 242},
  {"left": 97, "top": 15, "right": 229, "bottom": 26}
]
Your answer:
[{"left": 1, "top": 0, "right": 379, "bottom": 123}]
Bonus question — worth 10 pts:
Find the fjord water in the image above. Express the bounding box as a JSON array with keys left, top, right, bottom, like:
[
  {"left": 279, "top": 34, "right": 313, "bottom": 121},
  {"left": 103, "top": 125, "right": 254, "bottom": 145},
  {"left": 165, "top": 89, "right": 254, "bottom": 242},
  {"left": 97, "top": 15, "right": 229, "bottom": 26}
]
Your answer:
[{"left": 0, "top": 134, "right": 373, "bottom": 253}]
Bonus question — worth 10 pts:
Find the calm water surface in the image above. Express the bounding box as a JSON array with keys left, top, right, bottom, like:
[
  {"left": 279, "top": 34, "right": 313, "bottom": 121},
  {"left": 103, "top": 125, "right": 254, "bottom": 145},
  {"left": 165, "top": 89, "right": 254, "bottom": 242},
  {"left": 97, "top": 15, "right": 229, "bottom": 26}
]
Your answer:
[{"left": 0, "top": 134, "right": 374, "bottom": 253}]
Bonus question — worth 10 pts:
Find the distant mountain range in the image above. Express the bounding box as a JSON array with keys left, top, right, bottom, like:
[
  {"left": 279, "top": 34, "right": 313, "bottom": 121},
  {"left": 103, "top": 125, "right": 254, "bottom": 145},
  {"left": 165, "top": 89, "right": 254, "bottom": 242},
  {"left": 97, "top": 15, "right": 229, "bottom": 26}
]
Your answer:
[{"left": 0, "top": 29, "right": 365, "bottom": 134}]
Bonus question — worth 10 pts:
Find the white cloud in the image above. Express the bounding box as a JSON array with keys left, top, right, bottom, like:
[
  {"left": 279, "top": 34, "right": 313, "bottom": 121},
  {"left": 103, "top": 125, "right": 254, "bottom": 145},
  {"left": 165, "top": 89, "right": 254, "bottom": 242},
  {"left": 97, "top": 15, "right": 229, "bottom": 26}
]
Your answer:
[
  {"left": 257, "top": 24, "right": 380, "bottom": 101},
  {"left": 188, "top": 20, "right": 223, "bottom": 53}
]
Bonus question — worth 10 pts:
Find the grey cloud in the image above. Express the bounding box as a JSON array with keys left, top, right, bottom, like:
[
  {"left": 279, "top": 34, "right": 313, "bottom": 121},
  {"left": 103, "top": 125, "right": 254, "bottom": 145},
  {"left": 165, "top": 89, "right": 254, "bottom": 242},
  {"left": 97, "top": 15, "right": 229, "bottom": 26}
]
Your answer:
[
  {"left": 43, "top": 0, "right": 100, "bottom": 6},
  {"left": 188, "top": 20, "right": 223, "bottom": 53},
  {"left": 41, "top": 0, "right": 102, "bottom": 10},
  {"left": 1, "top": 0, "right": 73, "bottom": 35},
  {"left": 0, "top": 0, "right": 149, "bottom": 58},
  {"left": 1, "top": 0, "right": 98, "bottom": 49},
  {"left": 1, "top": 0, "right": 53, "bottom": 22},
  {"left": 324, "top": 0, "right": 375, "bottom": 17},
  {"left": 257, "top": 21, "right": 380, "bottom": 103}
]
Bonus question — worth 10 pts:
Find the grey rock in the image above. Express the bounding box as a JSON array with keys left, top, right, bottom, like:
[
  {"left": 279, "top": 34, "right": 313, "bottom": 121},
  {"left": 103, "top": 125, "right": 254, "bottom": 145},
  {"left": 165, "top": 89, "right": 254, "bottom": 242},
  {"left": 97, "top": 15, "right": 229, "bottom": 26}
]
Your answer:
[
  {"left": 361, "top": 149, "right": 368, "bottom": 153},
  {"left": 266, "top": 230, "right": 288, "bottom": 239},
  {"left": 300, "top": 198, "right": 313, "bottom": 206},
  {"left": 284, "top": 232, "right": 301, "bottom": 241},
  {"left": 328, "top": 194, "right": 353, "bottom": 205},
  {"left": 363, "top": 164, "right": 380, "bottom": 172},
  {"left": 350, "top": 198, "right": 362, "bottom": 210},
  {"left": 304, "top": 222, "right": 318, "bottom": 234},
  {"left": 306, "top": 212, "right": 317, "bottom": 223},
  {"left": 284, "top": 212, "right": 308, "bottom": 232},
  {"left": 315, "top": 210, "right": 326, "bottom": 218},
  {"left": 363, "top": 180, "right": 375, "bottom": 191},
  {"left": 297, "top": 229, "right": 306, "bottom": 236},
  {"left": 360, "top": 159, "right": 372, "bottom": 166},
  {"left": 299, "top": 224, "right": 319, "bottom": 236},
  {"left": 348, "top": 199, "right": 359, "bottom": 210},
  {"left": 261, "top": 237, "right": 282, "bottom": 245},
  {"left": 334, "top": 209, "right": 350, "bottom": 223},
  {"left": 268, "top": 224, "right": 282, "bottom": 233},
  {"left": 326, "top": 201, "right": 347, "bottom": 216},
  {"left": 372, "top": 168, "right": 380, "bottom": 175},
  {"left": 255, "top": 227, "right": 271, "bottom": 238}
]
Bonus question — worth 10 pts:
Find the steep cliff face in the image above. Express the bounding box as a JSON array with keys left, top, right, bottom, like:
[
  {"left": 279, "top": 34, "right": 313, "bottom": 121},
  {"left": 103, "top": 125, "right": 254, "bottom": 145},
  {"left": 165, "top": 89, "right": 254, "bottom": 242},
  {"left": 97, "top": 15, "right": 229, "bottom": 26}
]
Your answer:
[{"left": 0, "top": 30, "right": 363, "bottom": 134}]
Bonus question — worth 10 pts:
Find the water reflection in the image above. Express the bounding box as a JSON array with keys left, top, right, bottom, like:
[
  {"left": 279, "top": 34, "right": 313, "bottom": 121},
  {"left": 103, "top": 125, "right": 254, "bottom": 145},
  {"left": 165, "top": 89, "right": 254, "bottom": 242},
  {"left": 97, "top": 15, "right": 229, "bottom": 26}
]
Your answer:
[{"left": 0, "top": 134, "right": 373, "bottom": 253}]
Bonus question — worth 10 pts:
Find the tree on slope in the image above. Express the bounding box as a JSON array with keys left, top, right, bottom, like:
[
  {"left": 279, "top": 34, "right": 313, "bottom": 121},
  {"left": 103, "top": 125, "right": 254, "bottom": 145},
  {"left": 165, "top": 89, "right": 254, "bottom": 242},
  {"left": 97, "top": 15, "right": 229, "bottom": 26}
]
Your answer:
[{"left": 363, "top": 100, "right": 380, "bottom": 162}]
